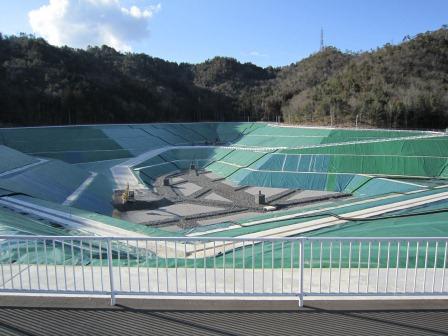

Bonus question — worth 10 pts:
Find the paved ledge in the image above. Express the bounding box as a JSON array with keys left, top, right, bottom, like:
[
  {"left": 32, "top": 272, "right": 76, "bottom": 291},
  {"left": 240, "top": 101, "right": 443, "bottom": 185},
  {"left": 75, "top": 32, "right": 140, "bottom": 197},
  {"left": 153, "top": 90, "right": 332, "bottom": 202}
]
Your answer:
[
  {"left": 1, "top": 295, "right": 448, "bottom": 311},
  {"left": 0, "top": 297, "right": 448, "bottom": 336}
]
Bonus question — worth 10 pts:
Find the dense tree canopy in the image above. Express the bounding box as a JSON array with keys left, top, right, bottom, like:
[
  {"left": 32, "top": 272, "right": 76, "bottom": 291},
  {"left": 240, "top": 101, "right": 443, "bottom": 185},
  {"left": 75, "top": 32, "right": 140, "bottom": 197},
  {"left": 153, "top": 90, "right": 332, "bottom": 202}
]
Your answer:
[
  {"left": 1, "top": 27, "right": 447, "bottom": 129},
  {"left": 278, "top": 29, "right": 448, "bottom": 129}
]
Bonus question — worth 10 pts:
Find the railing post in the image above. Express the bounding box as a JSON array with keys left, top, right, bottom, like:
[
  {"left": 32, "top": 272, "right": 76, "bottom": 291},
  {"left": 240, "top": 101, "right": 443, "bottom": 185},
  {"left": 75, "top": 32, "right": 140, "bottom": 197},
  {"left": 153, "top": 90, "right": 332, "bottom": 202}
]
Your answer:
[
  {"left": 298, "top": 238, "right": 305, "bottom": 308},
  {"left": 107, "top": 239, "right": 116, "bottom": 305}
]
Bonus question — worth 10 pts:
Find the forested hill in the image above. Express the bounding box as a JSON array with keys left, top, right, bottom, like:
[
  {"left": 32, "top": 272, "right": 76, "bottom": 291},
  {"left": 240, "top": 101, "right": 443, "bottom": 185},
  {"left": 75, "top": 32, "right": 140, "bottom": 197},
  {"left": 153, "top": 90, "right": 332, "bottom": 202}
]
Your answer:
[{"left": 0, "top": 27, "right": 447, "bottom": 128}]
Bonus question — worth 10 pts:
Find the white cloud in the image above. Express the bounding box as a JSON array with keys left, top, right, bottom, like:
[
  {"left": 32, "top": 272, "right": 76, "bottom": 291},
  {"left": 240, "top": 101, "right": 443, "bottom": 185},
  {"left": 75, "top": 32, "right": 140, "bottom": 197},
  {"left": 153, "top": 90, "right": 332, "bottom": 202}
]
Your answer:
[
  {"left": 28, "top": 0, "right": 161, "bottom": 51},
  {"left": 247, "top": 50, "right": 268, "bottom": 57}
]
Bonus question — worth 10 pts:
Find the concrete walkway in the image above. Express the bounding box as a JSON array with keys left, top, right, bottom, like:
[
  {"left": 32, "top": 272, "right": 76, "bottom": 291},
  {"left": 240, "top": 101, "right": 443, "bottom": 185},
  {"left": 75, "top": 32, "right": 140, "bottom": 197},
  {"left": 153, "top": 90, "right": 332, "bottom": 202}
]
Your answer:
[
  {"left": 2, "top": 265, "right": 446, "bottom": 298},
  {"left": 0, "top": 296, "right": 447, "bottom": 335}
]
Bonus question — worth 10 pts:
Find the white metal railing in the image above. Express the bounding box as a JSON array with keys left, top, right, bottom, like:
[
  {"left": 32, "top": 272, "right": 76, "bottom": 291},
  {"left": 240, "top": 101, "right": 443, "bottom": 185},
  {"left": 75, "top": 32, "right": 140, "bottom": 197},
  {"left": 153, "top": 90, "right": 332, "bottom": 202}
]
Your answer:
[{"left": 0, "top": 236, "right": 447, "bottom": 306}]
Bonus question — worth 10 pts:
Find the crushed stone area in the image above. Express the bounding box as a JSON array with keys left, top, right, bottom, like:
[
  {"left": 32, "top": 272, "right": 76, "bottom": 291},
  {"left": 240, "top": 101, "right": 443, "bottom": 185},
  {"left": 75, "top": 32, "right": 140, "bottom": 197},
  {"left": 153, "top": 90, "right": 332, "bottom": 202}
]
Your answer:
[{"left": 116, "top": 169, "right": 349, "bottom": 231}]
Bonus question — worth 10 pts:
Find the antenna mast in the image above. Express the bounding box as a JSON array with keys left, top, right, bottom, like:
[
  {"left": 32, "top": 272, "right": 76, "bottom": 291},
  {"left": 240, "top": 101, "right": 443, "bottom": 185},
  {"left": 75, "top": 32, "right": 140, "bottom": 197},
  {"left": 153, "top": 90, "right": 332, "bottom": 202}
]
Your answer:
[{"left": 320, "top": 28, "right": 324, "bottom": 51}]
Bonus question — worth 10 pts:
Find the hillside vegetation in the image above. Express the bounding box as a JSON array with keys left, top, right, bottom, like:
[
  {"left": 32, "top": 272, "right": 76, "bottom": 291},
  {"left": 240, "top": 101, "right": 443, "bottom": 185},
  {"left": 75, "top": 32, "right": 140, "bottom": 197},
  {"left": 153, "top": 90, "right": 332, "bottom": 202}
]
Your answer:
[{"left": 0, "top": 27, "right": 447, "bottom": 128}]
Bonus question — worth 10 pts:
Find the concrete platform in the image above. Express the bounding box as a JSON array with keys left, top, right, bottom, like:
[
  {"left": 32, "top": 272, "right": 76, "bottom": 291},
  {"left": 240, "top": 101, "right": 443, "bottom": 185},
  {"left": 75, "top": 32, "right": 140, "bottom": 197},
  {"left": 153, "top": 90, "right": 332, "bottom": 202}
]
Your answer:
[
  {"left": 245, "top": 187, "right": 289, "bottom": 198},
  {"left": 173, "top": 182, "right": 202, "bottom": 196},
  {"left": 121, "top": 203, "right": 225, "bottom": 224},
  {"left": 203, "top": 192, "right": 232, "bottom": 203},
  {"left": 287, "top": 189, "right": 340, "bottom": 201},
  {"left": 196, "top": 212, "right": 259, "bottom": 226}
]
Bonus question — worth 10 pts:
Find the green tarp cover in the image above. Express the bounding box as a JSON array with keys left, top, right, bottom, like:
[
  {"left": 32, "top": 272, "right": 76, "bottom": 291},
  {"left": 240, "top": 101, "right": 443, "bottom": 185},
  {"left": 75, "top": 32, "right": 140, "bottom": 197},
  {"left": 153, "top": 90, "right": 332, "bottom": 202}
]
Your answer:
[
  {"left": 0, "top": 159, "right": 114, "bottom": 214},
  {"left": 0, "top": 145, "right": 39, "bottom": 174}
]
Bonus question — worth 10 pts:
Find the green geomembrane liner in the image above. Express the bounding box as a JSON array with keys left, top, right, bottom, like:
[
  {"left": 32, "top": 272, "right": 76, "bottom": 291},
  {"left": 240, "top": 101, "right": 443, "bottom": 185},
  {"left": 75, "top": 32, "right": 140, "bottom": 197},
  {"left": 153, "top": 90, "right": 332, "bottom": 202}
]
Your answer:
[
  {"left": 0, "top": 206, "right": 79, "bottom": 236},
  {"left": 281, "top": 135, "right": 448, "bottom": 155},
  {"left": 0, "top": 145, "right": 39, "bottom": 174},
  {"left": 1, "top": 123, "right": 448, "bottom": 262},
  {"left": 0, "top": 160, "right": 114, "bottom": 214},
  {"left": 0, "top": 126, "right": 132, "bottom": 164},
  {"left": 233, "top": 126, "right": 424, "bottom": 148},
  {"left": 10, "top": 195, "right": 182, "bottom": 237},
  {"left": 3, "top": 188, "right": 448, "bottom": 267},
  {"left": 196, "top": 188, "right": 448, "bottom": 238}
]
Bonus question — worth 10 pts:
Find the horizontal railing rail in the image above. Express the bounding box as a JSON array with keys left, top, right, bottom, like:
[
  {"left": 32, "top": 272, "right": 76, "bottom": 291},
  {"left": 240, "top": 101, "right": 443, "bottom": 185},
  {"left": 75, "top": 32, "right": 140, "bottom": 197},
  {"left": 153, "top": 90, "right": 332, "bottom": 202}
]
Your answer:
[{"left": 0, "top": 236, "right": 447, "bottom": 307}]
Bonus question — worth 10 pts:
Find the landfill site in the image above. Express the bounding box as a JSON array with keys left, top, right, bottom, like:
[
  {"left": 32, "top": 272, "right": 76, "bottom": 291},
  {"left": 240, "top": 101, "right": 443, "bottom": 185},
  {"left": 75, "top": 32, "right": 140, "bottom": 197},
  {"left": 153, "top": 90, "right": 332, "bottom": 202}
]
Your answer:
[{"left": 0, "top": 122, "right": 448, "bottom": 262}]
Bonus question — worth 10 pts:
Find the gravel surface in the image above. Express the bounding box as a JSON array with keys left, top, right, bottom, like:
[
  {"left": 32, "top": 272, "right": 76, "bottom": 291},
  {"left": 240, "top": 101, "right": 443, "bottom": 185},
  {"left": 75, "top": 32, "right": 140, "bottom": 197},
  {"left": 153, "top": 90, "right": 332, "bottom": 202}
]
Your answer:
[{"left": 119, "top": 169, "right": 347, "bottom": 231}]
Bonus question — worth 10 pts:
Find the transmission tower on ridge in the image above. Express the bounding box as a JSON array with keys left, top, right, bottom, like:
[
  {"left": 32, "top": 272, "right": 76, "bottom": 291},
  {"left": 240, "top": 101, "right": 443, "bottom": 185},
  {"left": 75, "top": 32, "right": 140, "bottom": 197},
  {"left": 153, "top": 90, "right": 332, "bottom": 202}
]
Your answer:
[{"left": 320, "top": 28, "right": 324, "bottom": 51}]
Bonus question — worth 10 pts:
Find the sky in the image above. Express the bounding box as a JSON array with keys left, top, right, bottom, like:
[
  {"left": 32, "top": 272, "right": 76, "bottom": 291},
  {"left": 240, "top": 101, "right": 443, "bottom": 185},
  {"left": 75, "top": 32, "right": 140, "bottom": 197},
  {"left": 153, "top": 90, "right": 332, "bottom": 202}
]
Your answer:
[{"left": 0, "top": 0, "right": 447, "bottom": 67}]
